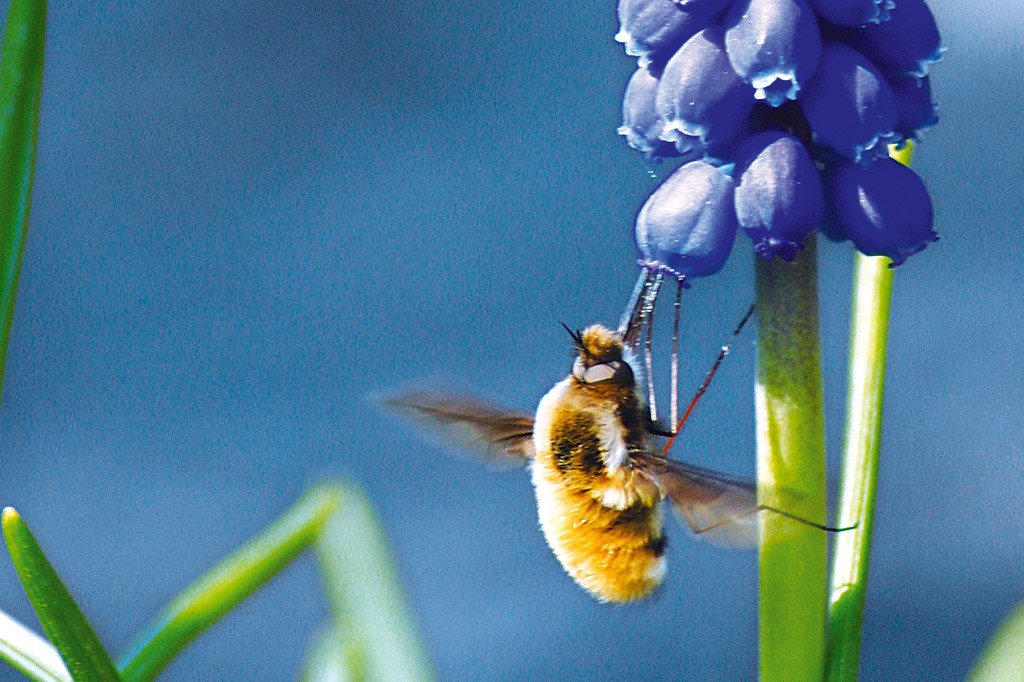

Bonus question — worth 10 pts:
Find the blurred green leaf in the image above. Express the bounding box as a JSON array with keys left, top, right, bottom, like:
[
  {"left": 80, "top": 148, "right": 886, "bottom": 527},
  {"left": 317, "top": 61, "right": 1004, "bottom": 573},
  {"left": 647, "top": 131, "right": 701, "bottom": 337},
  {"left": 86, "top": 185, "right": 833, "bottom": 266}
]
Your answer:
[
  {"left": 315, "top": 483, "right": 434, "bottom": 682},
  {"left": 968, "top": 601, "right": 1024, "bottom": 682},
  {"left": 0, "top": 0, "right": 47, "bottom": 393},
  {"left": 1, "top": 508, "right": 121, "bottom": 682},
  {"left": 119, "top": 482, "right": 433, "bottom": 682},
  {"left": 0, "top": 608, "right": 72, "bottom": 682},
  {"left": 116, "top": 486, "right": 340, "bottom": 682},
  {"left": 300, "top": 623, "right": 367, "bottom": 682}
]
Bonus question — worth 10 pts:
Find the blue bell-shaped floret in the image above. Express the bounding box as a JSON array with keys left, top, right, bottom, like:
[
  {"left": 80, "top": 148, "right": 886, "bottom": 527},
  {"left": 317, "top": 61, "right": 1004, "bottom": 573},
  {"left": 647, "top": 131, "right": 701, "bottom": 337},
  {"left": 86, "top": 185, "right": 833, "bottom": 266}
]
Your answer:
[
  {"left": 616, "top": 0, "right": 942, "bottom": 269},
  {"left": 889, "top": 75, "right": 938, "bottom": 141},
  {"left": 635, "top": 160, "right": 739, "bottom": 278},
  {"left": 672, "top": 0, "right": 736, "bottom": 11},
  {"left": 616, "top": 0, "right": 718, "bottom": 66},
  {"left": 724, "top": 0, "right": 822, "bottom": 107},
  {"left": 734, "top": 132, "right": 824, "bottom": 261},
  {"left": 838, "top": 0, "right": 942, "bottom": 78},
  {"left": 810, "top": 0, "right": 892, "bottom": 28},
  {"left": 823, "top": 157, "right": 936, "bottom": 265},
  {"left": 656, "top": 27, "right": 756, "bottom": 148},
  {"left": 800, "top": 42, "right": 898, "bottom": 163},
  {"left": 619, "top": 66, "right": 684, "bottom": 161}
]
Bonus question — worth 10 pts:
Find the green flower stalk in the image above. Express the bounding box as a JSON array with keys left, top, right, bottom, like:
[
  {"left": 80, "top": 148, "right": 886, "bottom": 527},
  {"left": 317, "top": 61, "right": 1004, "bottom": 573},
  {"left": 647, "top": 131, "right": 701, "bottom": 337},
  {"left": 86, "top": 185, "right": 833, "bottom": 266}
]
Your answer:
[
  {"left": 755, "top": 235, "right": 828, "bottom": 682},
  {"left": 824, "top": 141, "right": 913, "bottom": 682}
]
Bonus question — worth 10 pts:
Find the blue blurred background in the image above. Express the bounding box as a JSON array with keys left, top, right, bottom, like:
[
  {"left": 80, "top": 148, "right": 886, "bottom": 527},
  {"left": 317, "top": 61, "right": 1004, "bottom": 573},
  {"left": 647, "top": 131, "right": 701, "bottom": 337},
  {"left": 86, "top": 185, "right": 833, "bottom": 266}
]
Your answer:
[{"left": 0, "top": 0, "right": 1021, "bottom": 679}]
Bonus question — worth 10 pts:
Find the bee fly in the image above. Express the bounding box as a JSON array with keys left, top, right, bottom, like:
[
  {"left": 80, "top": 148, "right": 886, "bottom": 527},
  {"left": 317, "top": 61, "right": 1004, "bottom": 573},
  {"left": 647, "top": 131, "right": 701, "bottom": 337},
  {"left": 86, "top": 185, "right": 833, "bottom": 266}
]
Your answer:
[{"left": 388, "top": 297, "right": 838, "bottom": 602}]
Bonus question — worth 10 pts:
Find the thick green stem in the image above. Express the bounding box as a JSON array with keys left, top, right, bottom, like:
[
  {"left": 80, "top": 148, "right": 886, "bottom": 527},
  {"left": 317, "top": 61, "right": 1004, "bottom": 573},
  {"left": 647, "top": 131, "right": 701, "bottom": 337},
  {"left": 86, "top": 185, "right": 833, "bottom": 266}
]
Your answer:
[{"left": 756, "top": 235, "right": 828, "bottom": 682}]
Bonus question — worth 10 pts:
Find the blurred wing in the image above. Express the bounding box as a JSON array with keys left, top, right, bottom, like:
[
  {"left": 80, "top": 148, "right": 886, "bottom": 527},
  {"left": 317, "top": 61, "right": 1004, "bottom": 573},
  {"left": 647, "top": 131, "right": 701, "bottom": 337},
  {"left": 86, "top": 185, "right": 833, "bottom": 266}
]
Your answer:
[
  {"left": 634, "top": 453, "right": 759, "bottom": 548},
  {"left": 383, "top": 391, "right": 535, "bottom": 467}
]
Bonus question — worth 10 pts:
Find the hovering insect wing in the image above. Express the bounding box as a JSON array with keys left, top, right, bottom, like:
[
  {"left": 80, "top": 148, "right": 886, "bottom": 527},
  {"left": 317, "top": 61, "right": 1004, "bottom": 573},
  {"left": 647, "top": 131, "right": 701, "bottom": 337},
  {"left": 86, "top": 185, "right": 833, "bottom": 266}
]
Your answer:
[
  {"left": 634, "top": 453, "right": 761, "bottom": 548},
  {"left": 384, "top": 392, "right": 536, "bottom": 466}
]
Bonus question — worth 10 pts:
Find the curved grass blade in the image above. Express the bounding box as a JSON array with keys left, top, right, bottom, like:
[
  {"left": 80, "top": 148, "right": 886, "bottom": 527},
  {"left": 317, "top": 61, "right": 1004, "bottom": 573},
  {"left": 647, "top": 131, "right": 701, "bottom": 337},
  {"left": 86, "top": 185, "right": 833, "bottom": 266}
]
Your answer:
[
  {"left": 0, "top": 608, "right": 72, "bottom": 682},
  {"left": 1, "top": 508, "right": 121, "bottom": 682},
  {"left": 299, "top": 622, "right": 367, "bottom": 682},
  {"left": 968, "top": 601, "right": 1024, "bottom": 682},
  {"left": 116, "top": 486, "right": 340, "bottom": 682},
  {"left": 314, "top": 483, "right": 434, "bottom": 682},
  {"left": 0, "top": 0, "right": 48, "bottom": 393}
]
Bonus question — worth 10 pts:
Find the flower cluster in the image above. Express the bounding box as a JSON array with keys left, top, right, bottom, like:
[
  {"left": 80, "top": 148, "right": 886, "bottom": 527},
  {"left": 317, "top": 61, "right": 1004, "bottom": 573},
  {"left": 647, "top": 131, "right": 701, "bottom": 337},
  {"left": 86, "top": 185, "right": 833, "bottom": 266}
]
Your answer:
[{"left": 617, "top": 0, "right": 941, "bottom": 277}]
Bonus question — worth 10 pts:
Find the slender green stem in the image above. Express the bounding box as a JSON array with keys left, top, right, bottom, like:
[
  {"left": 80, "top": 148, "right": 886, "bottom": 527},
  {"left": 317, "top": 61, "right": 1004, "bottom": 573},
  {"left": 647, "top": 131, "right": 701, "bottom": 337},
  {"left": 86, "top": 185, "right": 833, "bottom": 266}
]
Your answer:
[
  {"left": 824, "top": 143, "right": 910, "bottom": 681},
  {"left": 823, "top": 253, "right": 892, "bottom": 681},
  {"left": 116, "top": 486, "right": 340, "bottom": 682},
  {"left": 0, "top": 0, "right": 47, "bottom": 394},
  {"left": 756, "top": 235, "right": 828, "bottom": 682}
]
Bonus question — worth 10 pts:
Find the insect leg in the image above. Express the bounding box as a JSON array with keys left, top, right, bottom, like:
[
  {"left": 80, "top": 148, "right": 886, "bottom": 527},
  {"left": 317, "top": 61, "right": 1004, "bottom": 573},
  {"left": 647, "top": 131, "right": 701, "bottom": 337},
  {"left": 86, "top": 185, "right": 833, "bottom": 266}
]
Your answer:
[
  {"left": 661, "top": 304, "right": 756, "bottom": 455},
  {"left": 689, "top": 504, "right": 857, "bottom": 538},
  {"left": 670, "top": 281, "right": 682, "bottom": 428}
]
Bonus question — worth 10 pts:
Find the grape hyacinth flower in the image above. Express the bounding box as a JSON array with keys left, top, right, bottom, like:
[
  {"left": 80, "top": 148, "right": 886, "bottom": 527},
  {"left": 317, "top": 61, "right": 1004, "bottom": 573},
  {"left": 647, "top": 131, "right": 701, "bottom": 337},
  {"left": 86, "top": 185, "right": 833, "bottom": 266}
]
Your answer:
[
  {"left": 724, "top": 0, "right": 822, "bottom": 107},
  {"left": 611, "top": 3, "right": 943, "bottom": 680},
  {"left": 615, "top": 0, "right": 941, "bottom": 282}
]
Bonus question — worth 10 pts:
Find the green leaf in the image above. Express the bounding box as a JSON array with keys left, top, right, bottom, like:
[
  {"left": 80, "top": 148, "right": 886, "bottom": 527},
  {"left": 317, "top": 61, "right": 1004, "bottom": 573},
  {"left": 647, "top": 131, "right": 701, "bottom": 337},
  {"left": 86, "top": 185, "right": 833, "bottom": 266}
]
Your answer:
[
  {"left": 968, "top": 601, "right": 1024, "bottom": 682},
  {"left": 314, "top": 483, "right": 434, "bottom": 682},
  {"left": 299, "top": 623, "right": 367, "bottom": 682},
  {"left": 116, "top": 486, "right": 340, "bottom": 682},
  {"left": 1, "top": 508, "right": 122, "bottom": 682},
  {"left": 0, "top": 608, "right": 72, "bottom": 682},
  {"left": 117, "top": 482, "right": 433, "bottom": 682},
  {"left": 0, "top": 0, "right": 47, "bottom": 393}
]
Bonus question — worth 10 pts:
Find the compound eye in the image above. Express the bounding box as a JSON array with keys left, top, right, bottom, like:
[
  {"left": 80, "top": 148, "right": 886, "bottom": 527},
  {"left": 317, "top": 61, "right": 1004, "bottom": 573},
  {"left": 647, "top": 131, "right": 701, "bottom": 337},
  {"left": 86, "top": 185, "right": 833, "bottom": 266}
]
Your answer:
[
  {"left": 572, "top": 358, "right": 634, "bottom": 386},
  {"left": 583, "top": 363, "right": 617, "bottom": 383}
]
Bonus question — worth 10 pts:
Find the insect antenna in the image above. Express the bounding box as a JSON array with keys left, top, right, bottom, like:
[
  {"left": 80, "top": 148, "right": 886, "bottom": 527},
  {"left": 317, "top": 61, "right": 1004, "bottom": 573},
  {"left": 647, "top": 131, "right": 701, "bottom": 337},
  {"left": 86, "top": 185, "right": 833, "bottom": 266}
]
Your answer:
[
  {"left": 661, "top": 303, "right": 756, "bottom": 457},
  {"left": 560, "top": 322, "right": 585, "bottom": 352},
  {"left": 755, "top": 506, "right": 856, "bottom": 533}
]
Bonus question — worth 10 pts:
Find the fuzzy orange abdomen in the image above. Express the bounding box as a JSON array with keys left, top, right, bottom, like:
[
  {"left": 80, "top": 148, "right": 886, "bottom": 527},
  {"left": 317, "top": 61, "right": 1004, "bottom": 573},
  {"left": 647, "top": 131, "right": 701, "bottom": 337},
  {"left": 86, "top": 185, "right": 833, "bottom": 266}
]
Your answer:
[{"left": 532, "top": 458, "right": 666, "bottom": 602}]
